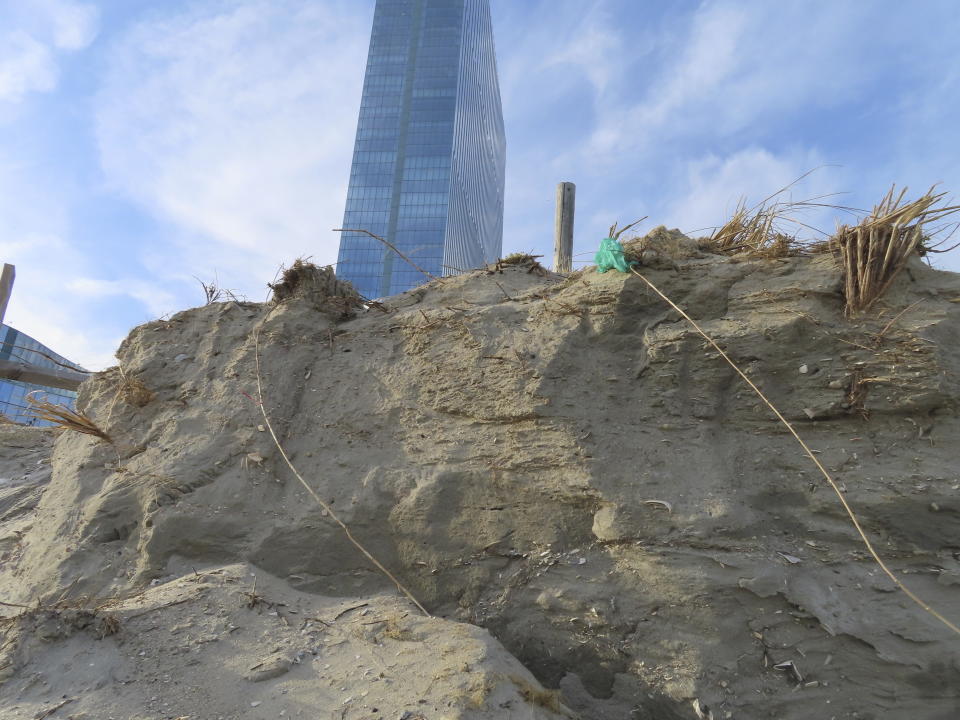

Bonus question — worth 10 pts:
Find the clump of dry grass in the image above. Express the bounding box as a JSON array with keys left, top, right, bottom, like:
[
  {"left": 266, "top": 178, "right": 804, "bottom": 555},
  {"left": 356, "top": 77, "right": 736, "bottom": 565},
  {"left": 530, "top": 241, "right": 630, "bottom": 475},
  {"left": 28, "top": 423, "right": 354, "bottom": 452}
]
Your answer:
[
  {"left": 494, "top": 253, "right": 548, "bottom": 275},
  {"left": 708, "top": 198, "right": 801, "bottom": 257},
  {"left": 269, "top": 258, "right": 366, "bottom": 319},
  {"left": 509, "top": 675, "right": 569, "bottom": 715},
  {"left": 829, "top": 186, "right": 960, "bottom": 315},
  {"left": 622, "top": 225, "right": 700, "bottom": 266},
  {"left": 269, "top": 258, "right": 362, "bottom": 305},
  {"left": 117, "top": 366, "right": 154, "bottom": 408},
  {"left": 704, "top": 170, "right": 852, "bottom": 258},
  {"left": 500, "top": 252, "right": 539, "bottom": 265},
  {"left": 25, "top": 394, "right": 111, "bottom": 443}
]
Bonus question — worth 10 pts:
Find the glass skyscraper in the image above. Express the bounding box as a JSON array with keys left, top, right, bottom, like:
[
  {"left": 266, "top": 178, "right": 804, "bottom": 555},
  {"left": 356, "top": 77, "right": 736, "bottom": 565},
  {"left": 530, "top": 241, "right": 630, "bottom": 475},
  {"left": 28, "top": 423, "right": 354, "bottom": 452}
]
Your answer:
[{"left": 336, "top": 0, "right": 506, "bottom": 299}]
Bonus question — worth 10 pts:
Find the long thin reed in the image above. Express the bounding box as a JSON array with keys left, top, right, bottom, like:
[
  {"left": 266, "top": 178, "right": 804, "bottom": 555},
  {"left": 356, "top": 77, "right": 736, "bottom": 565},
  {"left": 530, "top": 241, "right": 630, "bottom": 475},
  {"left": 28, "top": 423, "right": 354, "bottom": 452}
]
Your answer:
[
  {"left": 629, "top": 266, "right": 960, "bottom": 638},
  {"left": 252, "top": 330, "right": 430, "bottom": 617}
]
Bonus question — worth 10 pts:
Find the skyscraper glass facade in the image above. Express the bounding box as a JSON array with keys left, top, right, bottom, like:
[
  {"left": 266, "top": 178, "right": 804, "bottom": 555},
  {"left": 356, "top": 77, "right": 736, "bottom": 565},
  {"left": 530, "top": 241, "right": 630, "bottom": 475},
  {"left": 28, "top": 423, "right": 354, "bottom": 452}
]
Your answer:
[
  {"left": 336, "top": 0, "right": 506, "bottom": 299},
  {"left": 0, "top": 324, "right": 82, "bottom": 425}
]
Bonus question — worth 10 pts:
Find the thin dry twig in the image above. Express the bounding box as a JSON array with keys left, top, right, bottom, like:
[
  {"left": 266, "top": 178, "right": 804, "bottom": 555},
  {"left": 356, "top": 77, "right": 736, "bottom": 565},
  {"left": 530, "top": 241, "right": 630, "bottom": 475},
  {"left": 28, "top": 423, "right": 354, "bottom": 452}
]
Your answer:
[
  {"left": 333, "top": 228, "right": 436, "bottom": 281},
  {"left": 252, "top": 330, "right": 430, "bottom": 617},
  {"left": 609, "top": 217, "right": 648, "bottom": 240},
  {"left": 875, "top": 299, "right": 924, "bottom": 342},
  {"left": 194, "top": 275, "right": 224, "bottom": 304},
  {"left": 35, "top": 697, "right": 74, "bottom": 719},
  {"left": 629, "top": 266, "right": 960, "bottom": 638}
]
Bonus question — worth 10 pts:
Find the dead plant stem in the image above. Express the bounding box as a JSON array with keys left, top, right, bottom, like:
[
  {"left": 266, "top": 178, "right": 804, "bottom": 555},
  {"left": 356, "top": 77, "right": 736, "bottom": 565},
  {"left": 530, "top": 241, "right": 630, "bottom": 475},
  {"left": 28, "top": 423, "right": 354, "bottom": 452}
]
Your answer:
[
  {"left": 252, "top": 330, "right": 430, "bottom": 617},
  {"left": 875, "top": 299, "right": 924, "bottom": 342},
  {"left": 629, "top": 267, "right": 960, "bottom": 637},
  {"left": 333, "top": 228, "right": 436, "bottom": 281}
]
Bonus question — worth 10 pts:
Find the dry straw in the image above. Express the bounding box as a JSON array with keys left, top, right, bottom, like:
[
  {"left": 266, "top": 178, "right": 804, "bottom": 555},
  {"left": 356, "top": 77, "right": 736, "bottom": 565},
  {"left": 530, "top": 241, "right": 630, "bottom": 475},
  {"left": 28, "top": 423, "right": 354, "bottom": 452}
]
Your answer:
[
  {"left": 829, "top": 186, "right": 960, "bottom": 315},
  {"left": 706, "top": 168, "right": 855, "bottom": 258},
  {"left": 25, "top": 393, "right": 111, "bottom": 443},
  {"left": 116, "top": 365, "right": 154, "bottom": 408},
  {"left": 628, "top": 266, "right": 960, "bottom": 638},
  {"left": 709, "top": 198, "right": 798, "bottom": 257}
]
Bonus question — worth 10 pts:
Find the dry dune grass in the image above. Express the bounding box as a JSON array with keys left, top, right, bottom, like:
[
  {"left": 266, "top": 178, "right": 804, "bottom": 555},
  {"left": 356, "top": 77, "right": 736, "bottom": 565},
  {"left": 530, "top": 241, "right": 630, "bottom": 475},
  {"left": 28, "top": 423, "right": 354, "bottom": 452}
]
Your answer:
[
  {"left": 25, "top": 394, "right": 111, "bottom": 443},
  {"left": 269, "top": 258, "right": 362, "bottom": 306},
  {"left": 495, "top": 253, "right": 548, "bottom": 275},
  {"left": 708, "top": 197, "right": 801, "bottom": 257},
  {"left": 828, "top": 186, "right": 960, "bottom": 314},
  {"left": 702, "top": 178, "right": 959, "bottom": 314},
  {"left": 701, "top": 169, "right": 860, "bottom": 258},
  {"left": 116, "top": 366, "right": 154, "bottom": 408},
  {"left": 707, "top": 191, "right": 851, "bottom": 258}
]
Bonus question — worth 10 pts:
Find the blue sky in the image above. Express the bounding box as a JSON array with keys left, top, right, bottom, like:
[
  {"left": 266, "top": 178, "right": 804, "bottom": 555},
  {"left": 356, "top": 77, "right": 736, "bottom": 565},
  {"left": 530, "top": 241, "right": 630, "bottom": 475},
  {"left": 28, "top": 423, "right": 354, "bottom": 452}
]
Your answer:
[{"left": 1, "top": 0, "right": 959, "bottom": 370}]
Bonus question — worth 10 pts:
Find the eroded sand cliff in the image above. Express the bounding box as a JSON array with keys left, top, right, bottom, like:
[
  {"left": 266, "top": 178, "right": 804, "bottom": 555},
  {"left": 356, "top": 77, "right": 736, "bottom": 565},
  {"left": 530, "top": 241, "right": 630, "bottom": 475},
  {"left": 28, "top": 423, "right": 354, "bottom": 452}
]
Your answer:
[{"left": 2, "top": 241, "right": 959, "bottom": 718}]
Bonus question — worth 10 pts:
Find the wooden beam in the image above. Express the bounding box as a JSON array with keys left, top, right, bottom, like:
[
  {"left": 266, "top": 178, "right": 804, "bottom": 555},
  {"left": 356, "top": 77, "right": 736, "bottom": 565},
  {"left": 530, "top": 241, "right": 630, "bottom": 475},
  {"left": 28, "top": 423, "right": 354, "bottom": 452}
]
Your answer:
[{"left": 0, "top": 359, "right": 85, "bottom": 391}]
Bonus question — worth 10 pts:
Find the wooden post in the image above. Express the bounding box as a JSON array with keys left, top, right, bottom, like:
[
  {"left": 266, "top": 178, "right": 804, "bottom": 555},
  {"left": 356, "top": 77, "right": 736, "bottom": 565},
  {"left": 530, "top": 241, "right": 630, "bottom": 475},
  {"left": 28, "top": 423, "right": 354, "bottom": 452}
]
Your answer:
[
  {"left": 0, "top": 264, "right": 14, "bottom": 325},
  {"left": 554, "top": 182, "right": 575, "bottom": 273}
]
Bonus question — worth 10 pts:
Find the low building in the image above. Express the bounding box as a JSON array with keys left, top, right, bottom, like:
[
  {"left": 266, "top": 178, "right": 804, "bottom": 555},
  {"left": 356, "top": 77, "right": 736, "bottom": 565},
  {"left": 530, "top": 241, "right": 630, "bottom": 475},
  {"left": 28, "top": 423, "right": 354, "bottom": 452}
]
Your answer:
[
  {"left": 0, "top": 324, "right": 84, "bottom": 425},
  {"left": 0, "top": 264, "right": 86, "bottom": 425}
]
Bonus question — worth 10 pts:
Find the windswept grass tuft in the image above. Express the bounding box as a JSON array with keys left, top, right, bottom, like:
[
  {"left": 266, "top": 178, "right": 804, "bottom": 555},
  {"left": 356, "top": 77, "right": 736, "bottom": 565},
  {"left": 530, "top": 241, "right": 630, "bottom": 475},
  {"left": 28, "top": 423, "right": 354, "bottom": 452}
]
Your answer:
[
  {"left": 829, "top": 186, "right": 960, "bottom": 315},
  {"left": 705, "top": 170, "right": 852, "bottom": 257},
  {"left": 494, "top": 253, "right": 548, "bottom": 275},
  {"left": 25, "top": 394, "right": 111, "bottom": 443},
  {"left": 269, "top": 258, "right": 361, "bottom": 303},
  {"left": 708, "top": 198, "right": 800, "bottom": 256}
]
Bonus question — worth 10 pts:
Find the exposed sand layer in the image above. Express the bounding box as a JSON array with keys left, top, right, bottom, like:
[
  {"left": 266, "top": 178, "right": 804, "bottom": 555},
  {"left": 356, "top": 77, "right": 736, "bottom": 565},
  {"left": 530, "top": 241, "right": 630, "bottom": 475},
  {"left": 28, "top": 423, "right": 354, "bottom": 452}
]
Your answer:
[{"left": 2, "top": 241, "right": 960, "bottom": 718}]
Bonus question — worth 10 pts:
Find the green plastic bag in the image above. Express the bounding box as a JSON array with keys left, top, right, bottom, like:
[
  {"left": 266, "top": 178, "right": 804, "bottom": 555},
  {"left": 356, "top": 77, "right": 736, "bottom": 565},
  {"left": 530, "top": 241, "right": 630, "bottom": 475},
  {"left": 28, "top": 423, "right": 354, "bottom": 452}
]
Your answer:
[{"left": 595, "top": 237, "right": 634, "bottom": 273}]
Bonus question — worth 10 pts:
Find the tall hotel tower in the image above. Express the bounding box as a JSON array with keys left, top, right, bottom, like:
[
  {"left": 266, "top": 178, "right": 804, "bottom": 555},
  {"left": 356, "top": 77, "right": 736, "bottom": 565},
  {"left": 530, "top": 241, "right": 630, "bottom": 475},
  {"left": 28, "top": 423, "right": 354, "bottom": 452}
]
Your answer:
[{"left": 336, "top": 0, "right": 506, "bottom": 299}]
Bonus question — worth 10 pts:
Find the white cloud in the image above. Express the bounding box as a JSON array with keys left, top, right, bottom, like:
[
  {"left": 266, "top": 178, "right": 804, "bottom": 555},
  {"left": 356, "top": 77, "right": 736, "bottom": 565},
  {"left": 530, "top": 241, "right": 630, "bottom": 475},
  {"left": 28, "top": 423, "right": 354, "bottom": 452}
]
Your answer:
[
  {"left": 0, "top": 0, "right": 98, "bottom": 106},
  {"left": 94, "top": 0, "right": 370, "bottom": 296},
  {"left": 0, "top": 153, "right": 127, "bottom": 371},
  {"left": 0, "top": 230, "right": 117, "bottom": 371},
  {"left": 537, "top": 2, "right": 623, "bottom": 97},
  {"left": 39, "top": 0, "right": 100, "bottom": 51},
  {"left": 663, "top": 147, "right": 841, "bottom": 238},
  {"left": 66, "top": 277, "right": 177, "bottom": 319},
  {"left": 581, "top": 0, "right": 870, "bottom": 161},
  {"left": 0, "top": 31, "right": 57, "bottom": 104}
]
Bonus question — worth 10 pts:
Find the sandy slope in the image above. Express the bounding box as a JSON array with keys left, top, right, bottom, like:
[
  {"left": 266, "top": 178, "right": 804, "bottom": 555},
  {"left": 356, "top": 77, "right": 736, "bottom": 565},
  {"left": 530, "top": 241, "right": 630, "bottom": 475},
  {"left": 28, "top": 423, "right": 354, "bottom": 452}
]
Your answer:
[{"left": 2, "top": 237, "right": 960, "bottom": 718}]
